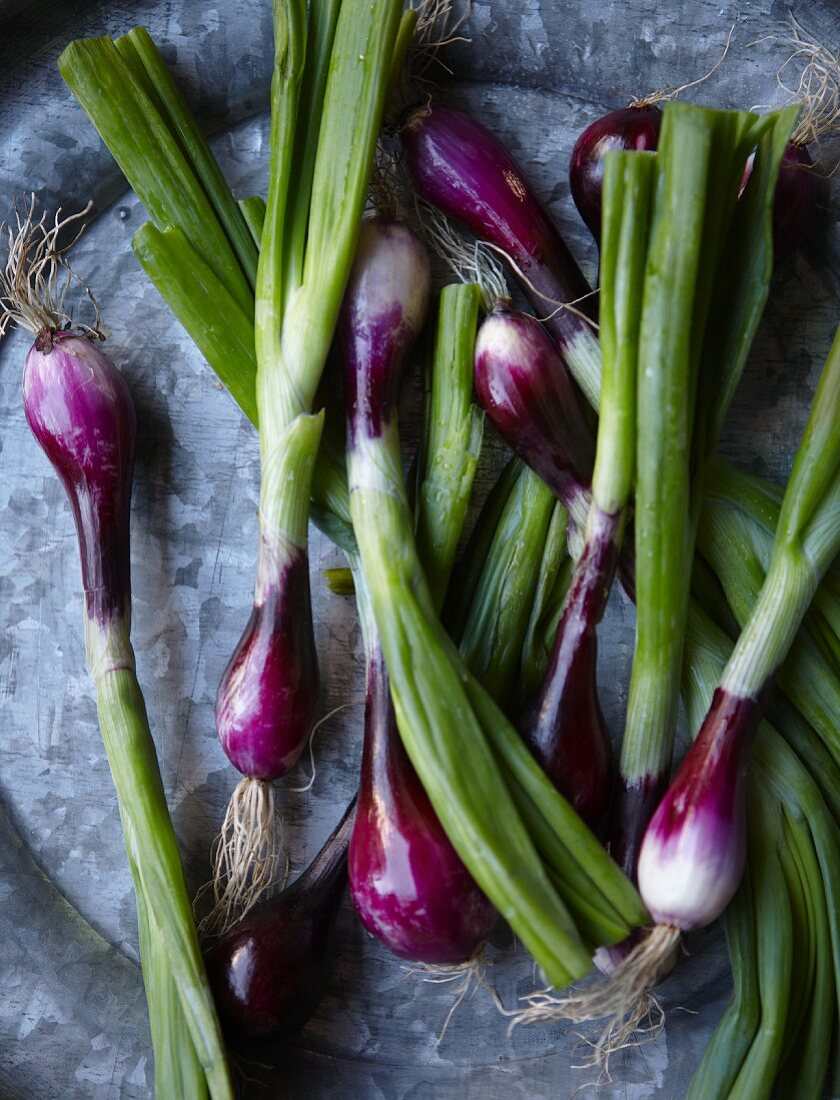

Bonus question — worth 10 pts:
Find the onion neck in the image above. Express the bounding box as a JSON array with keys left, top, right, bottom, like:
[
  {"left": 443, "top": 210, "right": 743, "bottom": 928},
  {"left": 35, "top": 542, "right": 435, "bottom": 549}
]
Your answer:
[{"left": 255, "top": 410, "right": 324, "bottom": 601}]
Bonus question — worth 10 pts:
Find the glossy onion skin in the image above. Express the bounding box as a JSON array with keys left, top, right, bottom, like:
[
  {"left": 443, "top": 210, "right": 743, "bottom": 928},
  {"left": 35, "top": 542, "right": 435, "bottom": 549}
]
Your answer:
[
  {"left": 399, "top": 103, "right": 595, "bottom": 344},
  {"left": 569, "top": 104, "right": 663, "bottom": 242},
  {"left": 23, "top": 331, "right": 136, "bottom": 625},
  {"left": 638, "top": 688, "right": 761, "bottom": 929},
  {"left": 215, "top": 547, "right": 319, "bottom": 779},
  {"left": 474, "top": 305, "right": 594, "bottom": 510},
  {"left": 571, "top": 105, "right": 817, "bottom": 261},
  {"left": 349, "top": 649, "right": 497, "bottom": 964},
  {"left": 517, "top": 506, "right": 616, "bottom": 829},
  {"left": 206, "top": 801, "right": 355, "bottom": 1039},
  {"left": 341, "top": 218, "right": 431, "bottom": 444}
]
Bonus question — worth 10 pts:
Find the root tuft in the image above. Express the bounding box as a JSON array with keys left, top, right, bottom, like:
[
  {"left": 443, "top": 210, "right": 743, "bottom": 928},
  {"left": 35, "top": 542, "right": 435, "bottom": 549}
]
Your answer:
[
  {"left": 504, "top": 924, "right": 681, "bottom": 1074},
  {"left": 630, "top": 24, "right": 734, "bottom": 108},
  {"left": 749, "top": 16, "right": 840, "bottom": 153},
  {"left": 403, "top": 942, "right": 495, "bottom": 1044},
  {"left": 0, "top": 194, "right": 99, "bottom": 339},
  {"left": 197, "top": 777, "right": 288, "bottom": 936},
  {"left": 415, "top": 201, "right": 509, "bottom": 309}
]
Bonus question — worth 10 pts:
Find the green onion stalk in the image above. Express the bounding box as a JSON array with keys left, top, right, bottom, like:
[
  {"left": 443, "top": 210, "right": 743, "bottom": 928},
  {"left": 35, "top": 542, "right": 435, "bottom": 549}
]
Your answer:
[
  {"left": 346, "top": 265, "right": 505, "bottom": 975},
  {"left": 608, "top": 102, "right": 796, "bottom": 890},
  {"left": 1, "top": 206, "right": 232, "bottom": 1098},
  {"left": 458, "top": 465, "right": 561, "bottom": 710}
]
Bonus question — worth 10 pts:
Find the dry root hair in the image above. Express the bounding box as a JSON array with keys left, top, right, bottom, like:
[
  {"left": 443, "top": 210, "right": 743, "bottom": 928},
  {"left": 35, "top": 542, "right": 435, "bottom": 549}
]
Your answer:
[
  {"left": 503, "top": 923, "right": 681, "bottom": 1075},
  {"left": 197, "top": 777, "right": 289, "bottom": 936},
  {"left": 0, "top": 195, "right": 100, "bottom": 340},
  {"left": 402, "top": 941, "right": 495, "bottom": 1044},
  {"left": 414, "top": 200, "right": 509, "bottom": 309},
  {"left": 629, "top": 24, "right": 734, "bottom": 108},
  {"left": 392, "top": 0, "right": 471, "bottom": 112},
  {"left": 288, "top": 702, "right": 356, "bottom": 793},
  {"left": 771, "top": 15, "right": 840, "bottom": 150}
]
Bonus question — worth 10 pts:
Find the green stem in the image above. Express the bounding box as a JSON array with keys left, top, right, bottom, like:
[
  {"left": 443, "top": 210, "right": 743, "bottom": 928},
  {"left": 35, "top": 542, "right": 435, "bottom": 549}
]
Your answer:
[
  {"left": 118, "top": 27, "right": 259, "bottom": 289},
  {"left": 92, "top": 624, "right": 231, "bottom": 1100},
  {"left": 415, "top": 283, "right": 483, "bottom": 611},
  {"left": 443, "top": 456, "right": 523, "bottom": 640},
  {"left": 124, "top": 818, "right": 208, "bottom": 1100},
  {"left": 727, "top": 795, "right": 792, "bottom": 1100},
  {"left": 775, "top": 811, "right": 834, "bottom": 1098},
  {"left": 593, "top": 150, "right": 652, "bottom": 513},
  {"left": 58, "top": 35, "right": 252, "bottom": 316},
  {"left": 620, "top": 106, "right": 714, "bottom": 783},
  {"left": 458, "top": 464, "right": 556, "bottom": 708},
  {"left": 518, "top": 502, "right": 570, "bottom": 703},
  {"left": 255, "top": 0, "right": 307, "bottom": 430},
  {"left": 686, "top": 866, "right": 759, "bottom": 1099}
]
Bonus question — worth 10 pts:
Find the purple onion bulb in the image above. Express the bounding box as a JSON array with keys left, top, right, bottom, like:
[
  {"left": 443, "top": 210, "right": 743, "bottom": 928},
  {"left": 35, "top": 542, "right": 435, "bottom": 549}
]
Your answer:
[
  {"left": 349, "top": 648, "right": 497, "bottom": 964},
  {"left": 341, "top": 218, "right": 431, "bottom": 444},
  {"left": 23, "top": 331, "right": 136, "bottom": 627},
  {"left": 399, "top": 103, "right": 594, "bottom": 334},
  {"left": 474, "top": 304, "right": 594, "bottom": 523},
  {"left": 637, "top": 688, "right": 759, "bottom": 930},
  {"left": 206, "top": 800, "right": 355, "bottom": 1039},
  {"left": 516, "top": 506, "right": 616, "bottom": 827},
  {"left": 568, "top": 105, "right": 663, "bottom": 243},
  {"left": 215, "top": 546, "right": 319, "bottom": 779}
]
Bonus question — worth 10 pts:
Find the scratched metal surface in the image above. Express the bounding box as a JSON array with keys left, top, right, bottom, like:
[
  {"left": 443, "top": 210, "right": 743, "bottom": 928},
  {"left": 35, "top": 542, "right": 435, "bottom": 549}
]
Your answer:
[{"left": 0, "top": 1, "right": 838, "bottom": 1097}]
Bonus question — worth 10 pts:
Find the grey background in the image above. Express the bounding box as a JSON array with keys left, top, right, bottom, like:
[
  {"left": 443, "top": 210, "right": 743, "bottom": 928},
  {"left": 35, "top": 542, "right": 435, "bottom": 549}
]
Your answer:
[{"left": 1, "top": 1, "right": 838, "bottom": 1096}]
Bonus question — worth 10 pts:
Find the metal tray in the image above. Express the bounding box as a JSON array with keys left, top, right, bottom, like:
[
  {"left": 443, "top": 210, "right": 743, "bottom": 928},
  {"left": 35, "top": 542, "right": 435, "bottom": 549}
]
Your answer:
[{"left": 1, "top": 1, "right": 837, "bottom": 1096}]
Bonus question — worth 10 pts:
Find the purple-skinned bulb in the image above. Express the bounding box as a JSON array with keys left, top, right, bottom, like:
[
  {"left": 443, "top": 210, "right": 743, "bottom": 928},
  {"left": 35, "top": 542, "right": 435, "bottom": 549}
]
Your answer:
[
  {"left": 341, "top": 219, "right": 430, "bottom": 444},
  {"left": 348, "top": 647, "right": 497, "bottom": 964},
  {"left": 637, "top": 688, "right": 760, "bottom": 930},
  {"left": 474, "top": 304, "right": 595, "bottom": 523},
  {"left": 215, "top": 546, "right": 319, "bottom": 780},
  {"left": 399, "top": 102, "right": 592, "bottom": 318},
  {"left": 23, "top": 331, "right": 136, "bottom": 626},
  {"left": 516, "top": 510, "right": 616, "bottom": 828},
  {"left": 569, "top": 105, "right": 663, "bottom": 243},
  {"left": 206, "top": 799, "right": 355, "bottom": 1039}
]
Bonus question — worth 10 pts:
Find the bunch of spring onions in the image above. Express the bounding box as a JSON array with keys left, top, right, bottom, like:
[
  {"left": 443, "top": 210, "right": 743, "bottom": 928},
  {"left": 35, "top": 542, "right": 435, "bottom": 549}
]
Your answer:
[
  {"left": 54, "top": 7, "right": 840, "bottom": 1094},
  {"left": 60, "top": 11, "right": 650, "bottom": 990},
  {"left": 0, "top": 203, "right": 232, "bottom": 1098}
]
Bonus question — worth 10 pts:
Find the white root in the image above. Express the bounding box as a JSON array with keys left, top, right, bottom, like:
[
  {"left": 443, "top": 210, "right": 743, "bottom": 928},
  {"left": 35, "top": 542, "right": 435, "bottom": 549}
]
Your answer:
[
  {"left": 504, "top": 924, "right": 681, "bottom": 1074},
  {"left": 288, "top": 702, "right": 357, "bottom": 794},
  {"left": 630, "top": 23, "right": 735, "bottom": 108},
  {"left": 414, "top": 201, "right": 509, "bottom": 310},
  {"left": 778, "top": 16, "right": 840, "bottom": 151},
  {"left": 0, "top": 194, "right": 99, "bottom": 339},
  {"left": 402, "top": 941, "right": 495, "bottom": 1044},
  {"left": 408, "top": 0, "right": 472, "bottom": 86},
  {"left": 197, "top": 777, "right": 289, "bottom": 936},
  {"left": 748, "top": 16, "right": 840, "bottom": 155}
]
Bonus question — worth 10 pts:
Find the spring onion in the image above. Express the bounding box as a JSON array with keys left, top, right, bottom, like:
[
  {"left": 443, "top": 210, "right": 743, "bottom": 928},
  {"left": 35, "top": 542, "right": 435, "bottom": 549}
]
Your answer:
[{"left": 0, "top": 205, "right": 232, "bottom": 1099}]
